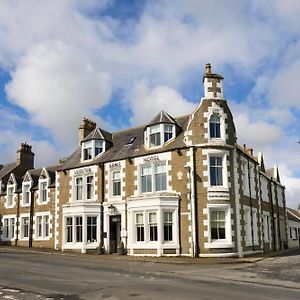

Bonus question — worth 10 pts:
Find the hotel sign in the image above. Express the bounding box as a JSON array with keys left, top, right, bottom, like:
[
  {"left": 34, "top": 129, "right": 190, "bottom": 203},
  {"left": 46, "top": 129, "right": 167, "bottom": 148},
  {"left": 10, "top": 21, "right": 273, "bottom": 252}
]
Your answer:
[
  {"left": 143, "top": 155, "right": 160, "bottom": 163},
  {"left": 74, "top": 167, "right": 93, "bottom": 176}
]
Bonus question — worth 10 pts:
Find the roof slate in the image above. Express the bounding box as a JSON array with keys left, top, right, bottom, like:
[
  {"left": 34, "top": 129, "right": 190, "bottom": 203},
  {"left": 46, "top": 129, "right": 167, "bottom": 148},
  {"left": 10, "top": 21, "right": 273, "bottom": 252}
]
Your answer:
[
  {"left": 0, "top": 162, "right": 17, "bottom": 180},
  {"left": 58, "top": 115, "right": 190, "bottom": 171},
  {"left": 147, "top": 111, "right": 179, "bottom": 127},
  {"left": 287, "top": 208, "right": 300, "bottom": 222},
  {"left": 82, "top": 128, "right": 113, "bottom": 143}
]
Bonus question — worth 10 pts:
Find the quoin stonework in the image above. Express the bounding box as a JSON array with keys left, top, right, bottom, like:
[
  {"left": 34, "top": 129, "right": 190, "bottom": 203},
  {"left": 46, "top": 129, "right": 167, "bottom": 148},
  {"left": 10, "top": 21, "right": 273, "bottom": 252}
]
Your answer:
[{"left": 0, "top": 65, "right": 289, "bottom": 257}]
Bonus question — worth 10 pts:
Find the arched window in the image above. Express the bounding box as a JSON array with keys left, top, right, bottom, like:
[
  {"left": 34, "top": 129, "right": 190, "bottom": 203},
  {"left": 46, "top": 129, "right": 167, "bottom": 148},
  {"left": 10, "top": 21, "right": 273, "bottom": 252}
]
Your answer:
[{"left": 209, "top": 114, "right": 221, "bottom": 138}]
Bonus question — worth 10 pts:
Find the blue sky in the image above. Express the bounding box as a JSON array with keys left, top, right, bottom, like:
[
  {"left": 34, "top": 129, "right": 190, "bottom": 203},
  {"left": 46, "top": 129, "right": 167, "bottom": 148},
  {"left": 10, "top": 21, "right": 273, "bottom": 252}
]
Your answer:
[{"left": 0, "top": 0, "right": 300, "bottom": 208}]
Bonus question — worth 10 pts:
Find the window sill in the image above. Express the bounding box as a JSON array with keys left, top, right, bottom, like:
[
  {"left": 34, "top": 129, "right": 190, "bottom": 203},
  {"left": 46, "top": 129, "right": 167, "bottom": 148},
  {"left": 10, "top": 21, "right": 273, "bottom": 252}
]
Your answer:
[
  {"left": 205, "top": 241, "right": 234, "bottom": 249},
  {"left": 37, "top": 201, "right": 49, "bottom": 205},
  {"left": 35, "top": 237, "right": 50, "bottom": 241},
  {"left": 21, "top": 203, "right": 30, "bottom": 207},
  {"left": 207, "top": 186, "right": 229, "bottom": 192}
]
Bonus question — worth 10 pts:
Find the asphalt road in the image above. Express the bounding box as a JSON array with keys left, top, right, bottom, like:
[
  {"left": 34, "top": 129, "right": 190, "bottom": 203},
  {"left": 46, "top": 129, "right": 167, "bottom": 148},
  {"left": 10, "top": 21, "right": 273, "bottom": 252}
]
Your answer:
[{"left": 0, "top": 248, "right": 299, "bottom": 300}]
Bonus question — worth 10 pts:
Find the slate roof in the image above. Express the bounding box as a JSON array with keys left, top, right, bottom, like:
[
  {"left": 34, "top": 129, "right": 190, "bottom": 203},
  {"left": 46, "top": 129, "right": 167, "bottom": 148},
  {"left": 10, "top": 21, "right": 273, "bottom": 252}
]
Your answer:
[
  {"left": 147, "top": 111, "right": 179, "bottom": 127},
  {"left": 0, "top": 162, "right": 17, "bottom": 180},
  {"left": 58, "top": 114, "right": 190, "bottom": 171},
  {"left": 27, "top": 165, "right": 60, "bottom": 190},
  {"left": 287, "top": 208, "right": 300, "bottom": 222},
  {"left": 82, "top": 128, "right": 113, "bottom": 143}
]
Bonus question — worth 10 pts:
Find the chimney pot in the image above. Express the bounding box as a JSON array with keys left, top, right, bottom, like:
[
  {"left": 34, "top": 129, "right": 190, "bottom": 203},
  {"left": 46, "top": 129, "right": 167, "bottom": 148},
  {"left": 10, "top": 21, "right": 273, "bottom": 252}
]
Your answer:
[{"left": 205, "top": 63, "right": 211, "bottom": 75}]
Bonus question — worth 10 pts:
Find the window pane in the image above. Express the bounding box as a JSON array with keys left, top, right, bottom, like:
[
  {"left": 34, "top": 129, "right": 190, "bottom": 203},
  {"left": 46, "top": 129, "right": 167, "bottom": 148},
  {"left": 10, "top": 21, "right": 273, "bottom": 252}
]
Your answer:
[
  {"left": 150, "top": 132, "right": 161, "bottom": 147},
  {"left": 86, "top": 176, "right": 94, "bottom": 199},
  {"left": 209, "top": 114, "right": 221, "bottom": 138},
  {"left": 163, "top": 212, "right": 173, "bottom": 241},
  {"left": 76, "top": 177, "right": 83, "bottom": 200},
  {"left": 141, "top": 165, "right": 152, "bottom": 193},
  {"left": 95, "top": 140, "right": 103, "bottom": 156},
  {"left": 87, "top": 216, "right": 97, "bottom": 243},
  {"left": 210, "top": 157, "right": 223, "bottom": 186},
  {"left": 210, "top": 210, "right": 226, "bottom": 240},
  {"left": 66, "top": 217, "right": 73, "bottom": 242},
  {"left": 112, "top": 171, "right": 121, "bottom": 196},
  {"left": 164, "top": 124, "right": 173, "bottom": 142},
  {"left": 155, "top": 163, "right": 167, "bottom": 191},
  {"left": 76, "top": 217, "right": 82, "bottom": 242}
]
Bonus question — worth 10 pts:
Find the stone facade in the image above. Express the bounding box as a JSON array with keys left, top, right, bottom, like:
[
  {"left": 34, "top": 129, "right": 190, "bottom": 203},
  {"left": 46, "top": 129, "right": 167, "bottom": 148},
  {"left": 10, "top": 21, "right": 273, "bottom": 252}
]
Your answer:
[{"left": 0, "top": 64, "right": 288, "bottom": 257}]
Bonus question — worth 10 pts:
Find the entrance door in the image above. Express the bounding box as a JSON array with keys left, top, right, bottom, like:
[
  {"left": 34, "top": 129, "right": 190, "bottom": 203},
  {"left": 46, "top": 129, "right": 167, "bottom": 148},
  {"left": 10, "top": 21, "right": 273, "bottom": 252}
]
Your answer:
[{"left": 109, "top": 215, "right": 121, "bottom": 253}]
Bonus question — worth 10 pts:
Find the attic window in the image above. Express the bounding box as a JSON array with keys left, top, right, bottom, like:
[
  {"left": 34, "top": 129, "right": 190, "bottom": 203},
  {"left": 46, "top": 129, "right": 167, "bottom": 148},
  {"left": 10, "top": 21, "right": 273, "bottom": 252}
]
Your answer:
[
  {"left": 82, "top": 140, "right": 105, "bottom": 162},
  {"left": 146, "top": 124, "right": 175, "bottom": 149},
  {"left": 126, "top": 137, "right": 136, "bottom": 145}
]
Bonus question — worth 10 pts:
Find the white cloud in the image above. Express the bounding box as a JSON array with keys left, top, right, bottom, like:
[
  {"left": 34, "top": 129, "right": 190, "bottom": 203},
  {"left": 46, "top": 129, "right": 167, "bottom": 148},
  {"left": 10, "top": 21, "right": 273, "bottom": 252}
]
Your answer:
[
  {"left": 5, "top": 42, "right": 112, "bottom": 145},
  {"left": 128, "top": 80, "right": 196, "bottom": 125}
]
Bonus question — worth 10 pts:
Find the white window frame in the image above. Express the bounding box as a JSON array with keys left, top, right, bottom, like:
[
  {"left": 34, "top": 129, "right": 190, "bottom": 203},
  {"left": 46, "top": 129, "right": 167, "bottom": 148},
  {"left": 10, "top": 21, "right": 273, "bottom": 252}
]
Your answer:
[
  {"left": 5, "top": 184, "right": 16, "bottom": 208},
  {"left": 205, "top": 204, "right": 233, "bottom": 249},
  {"left": 139, "top": 161, "right": 168, "bottom": 194},
  {"left": 64, "top": 215, "right": 99, "bottom": 245},
  {"left": 35, "top": 213, "right": 50, "bottom": 240},
  {"left": 145, "top": 124, "right": 176, "bottom": 149},
  {"left": 73, "top": 175, "right": 95, "bottom": 202},
  {"left": 205, "top": 150, "right": 228, "bottom": 191},
  {"left": 38, "top": 179, "right": 49, "bottom": 204},
  {"left": 81, "top": 140, "right": 106, "bottom": 162},
  {"left": 263, "top": 211, "right": 271, "bottom": 243},
  {"left": 207, "top": 107, "right": 226, "bottom": 143},
  {"left": 20, "top": 214, "right": 30, "bottom": 240},
  {"left": 22, "top": 182, "right": 31, "bottom": 207},
  {"left": 111, "top": 169, "right": 122, "bottom": 198},
  {"left": 1, "top": 215, "right": 16, "bottom": 241}
]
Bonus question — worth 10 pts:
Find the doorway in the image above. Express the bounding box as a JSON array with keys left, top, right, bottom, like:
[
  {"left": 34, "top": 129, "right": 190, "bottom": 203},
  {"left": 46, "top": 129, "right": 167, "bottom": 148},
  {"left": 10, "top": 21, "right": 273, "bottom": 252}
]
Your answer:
[{"left": 109, "top": 215, "right": 121, "bottom": 253}]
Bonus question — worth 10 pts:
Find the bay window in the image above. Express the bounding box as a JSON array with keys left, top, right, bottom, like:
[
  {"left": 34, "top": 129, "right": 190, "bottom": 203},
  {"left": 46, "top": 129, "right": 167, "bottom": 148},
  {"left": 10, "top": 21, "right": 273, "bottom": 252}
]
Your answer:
[
  {"left": 163, "top": 212, "right": 173, "bottom": 241},
  {"left": 149, "top": 212, "right": 158, "bottom": 241},
  {"left": 83, "top": 141, "right": 92, "bottom": 160},
  {"left": 87, "top": 217, "right": 97, "bottom": 243},
  {"left": 75, "top": 216, "right": 83, "bottom": 242},
  {"left": 136, "top": 213, "right": 144, "bottom": 242},
  {"left": 95, "top": 140, "right": 104, "bottom": 156}
]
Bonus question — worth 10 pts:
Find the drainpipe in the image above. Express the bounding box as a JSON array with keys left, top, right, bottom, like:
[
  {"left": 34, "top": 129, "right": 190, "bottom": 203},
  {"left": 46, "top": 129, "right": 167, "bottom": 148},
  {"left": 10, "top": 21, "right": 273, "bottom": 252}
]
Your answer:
[
  {"left": 247, "top": 159, "right": 255, "bottom": 251},
  {"left": 275, "top": 182, "right": 282, "bottom": 250},
  {"left": 15, "top": 193, "right": 20, "bottom": 246},
  {"left": 185, "top": 146, "right": 198, "bottom": 257},
  {"left": 100, "top": 164, "right": 105, "bottom": 250},
  {"left": 29, "top": 187, "right": 34, "bottom": 248},
  {"left": 269, "top": 181, "right": 276, "bottom": 251}
]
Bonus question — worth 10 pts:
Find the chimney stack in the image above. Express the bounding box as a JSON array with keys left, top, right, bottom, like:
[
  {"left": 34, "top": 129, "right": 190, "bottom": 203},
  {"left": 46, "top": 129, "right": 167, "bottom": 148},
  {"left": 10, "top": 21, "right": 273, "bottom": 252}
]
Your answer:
[
  {"left": 78, "top": 118, "right": 96, "bottom": 144},
  {"left": 203, "top": 63, "right": 224, "bottom": 99},
  {"left": 16, "top": 143, "right": 34, "bottom": 169}
]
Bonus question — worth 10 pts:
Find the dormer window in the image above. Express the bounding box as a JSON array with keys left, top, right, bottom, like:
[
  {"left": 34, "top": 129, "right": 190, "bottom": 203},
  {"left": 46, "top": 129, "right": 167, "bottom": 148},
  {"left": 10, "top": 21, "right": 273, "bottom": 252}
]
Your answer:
[
  {"left": 150, "top": 125, "right": 161, "bottom": 147},
  {"left": 7, "top": 186, "right": 14, "bottom": 207},
  {"left": 23, "top": 184, "right": 31, "bottom": 206},
  {"left": 209, "top": 114, "right": 221, "bottom": 138},
  {"left": 82, "top": 140, "right": 105, "bottom": 162},
  {"left": 164, "top": 124, "right": 173, "bottom": 142},
  {"left": 95, "top": 140, "right": 104, "bottom": 156},
  {"left": 146, "top": 124, "right": 175, "bottom": 149}
]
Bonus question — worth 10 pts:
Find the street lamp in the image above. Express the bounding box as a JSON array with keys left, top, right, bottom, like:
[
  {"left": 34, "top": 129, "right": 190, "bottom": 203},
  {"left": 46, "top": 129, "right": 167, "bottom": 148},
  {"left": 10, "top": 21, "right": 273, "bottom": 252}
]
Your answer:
[{"left": 108, "top": 204, "right": 116, "bottom": 215}]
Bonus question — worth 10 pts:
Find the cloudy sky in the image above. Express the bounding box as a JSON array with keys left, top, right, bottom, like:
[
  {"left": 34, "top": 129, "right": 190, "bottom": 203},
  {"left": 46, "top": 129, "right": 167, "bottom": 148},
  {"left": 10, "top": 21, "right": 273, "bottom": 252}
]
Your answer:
[{"left": 0, "top": 0, "right": 299, "bottom": 208}]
